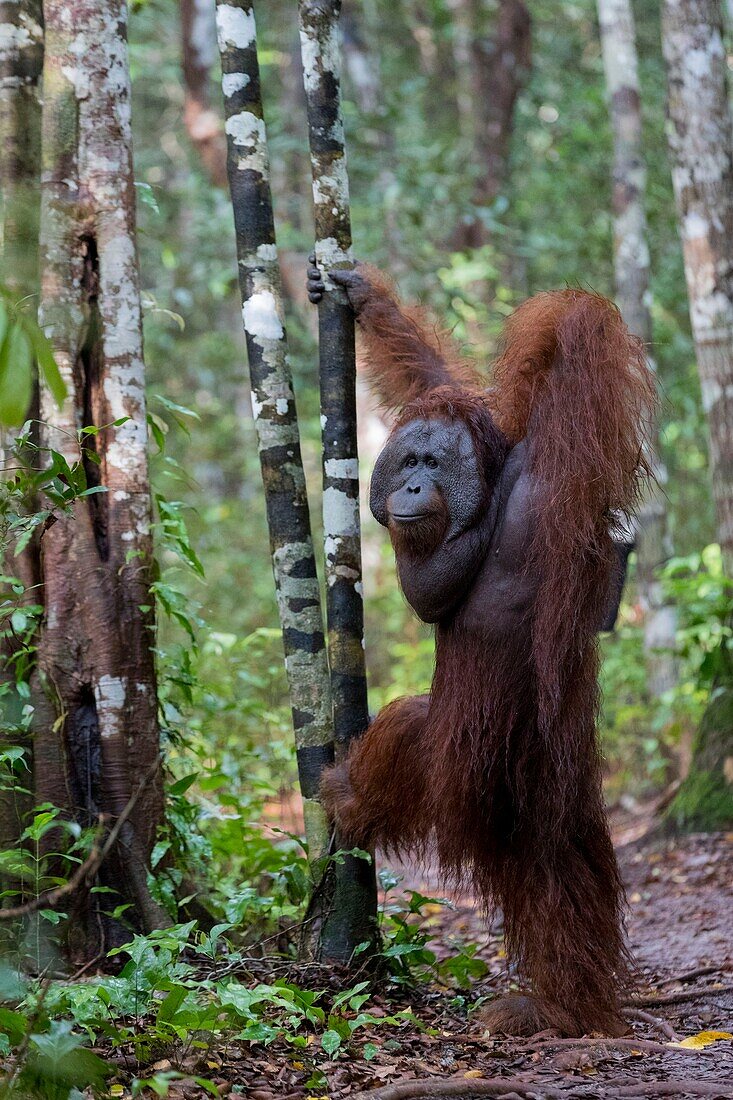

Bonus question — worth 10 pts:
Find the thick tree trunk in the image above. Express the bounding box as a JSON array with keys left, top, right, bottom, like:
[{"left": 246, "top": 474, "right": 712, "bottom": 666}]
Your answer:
[
  {"left": 662, "top": 0, "right": 733, "bottom": 828},
  {"left": 299, "top": 0, "right": 378, "bottom": 962},
  {"left": 214, "top": 0, "right": 335, "bottom": 913},
  {"left": 0, "top": 0, "right": 44, "bottom": 879},
  {"left": 180, "top": 0, "right": 228, "bottom": 186},
  {"left": 452, "top": 0, "right": 531, "bottom": 251},
  {"left": 34, "top": 0, "right": 168, "bottom": 956},
  {"left": 597, "top": 0, "right": 677, "bottom": 699}
]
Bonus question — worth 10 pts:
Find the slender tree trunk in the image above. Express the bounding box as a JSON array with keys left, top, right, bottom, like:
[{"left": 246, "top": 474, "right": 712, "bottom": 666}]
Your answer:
[
  {"left": 34, "top": 0, "right": 168, "bottom": 957},
  {"left": 662, "top": 0, "right": 733, "bottom": 828},
  {"left": 0, "top": 0, "right": 44, "bottom": 876},
  {"left": 299, "top": 0, "right": 378, "bottom": 962},
  {"left": 597, "top": 0, "right": 677, "bottom": 699},
  {"left": 452, "top": 0, "right": 531, "bottom": 251},
  {"left": 180, "top": 0, "right": 228, "bottom": 187},
  {"left": 0, "top": 0, "right": 43, "bottom": 293},
  {"left": 214, "top": 0, "right": 335, "bottom": 909}
]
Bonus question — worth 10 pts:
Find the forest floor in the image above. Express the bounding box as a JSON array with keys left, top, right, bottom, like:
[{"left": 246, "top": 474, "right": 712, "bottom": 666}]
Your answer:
[{"left": 112, "top": 814, "right": 733, "bottom": 1100}]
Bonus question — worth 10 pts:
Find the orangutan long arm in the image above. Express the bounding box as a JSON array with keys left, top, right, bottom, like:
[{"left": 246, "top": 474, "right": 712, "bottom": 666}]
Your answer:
[
  {"left": 330, "top": 265, "right": 482, "bottom": 412},
  {"left": 397, "top": 524, "right": 495, "bottom": 624}
]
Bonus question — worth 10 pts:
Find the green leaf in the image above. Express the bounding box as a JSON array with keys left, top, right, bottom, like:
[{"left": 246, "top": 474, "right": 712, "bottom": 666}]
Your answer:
[
  {"left": 24, "top": 320, "right": 67, "bottom": 407},
  {"left": 0, "top": 1006, "right": 26, "bottom": 1046},
  {"left": 321, "top": 1029, "right": 342, "bottom": 1057},
  {"left": 39, "top": 908, "right": 66, "bottom": 924},
  {"left": 0, "top": 323, "right": 33, "bottom": 425},
  {"left": 168, "top": 772, "right": 199, "bottom": 796},
  {"left": 10, "top": 609, "right": 27, "bottom": 634},
  {"left": 156, "top": 984, "right": 188, "bottom": 1023},
  {"left": 135, "top": 181, "right": 161, "bottom": 214}
]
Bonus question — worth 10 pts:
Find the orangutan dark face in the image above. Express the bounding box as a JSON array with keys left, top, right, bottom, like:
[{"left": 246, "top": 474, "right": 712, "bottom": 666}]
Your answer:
[{"left": 370, "top": 417, "right": 493, "bottom": 557}]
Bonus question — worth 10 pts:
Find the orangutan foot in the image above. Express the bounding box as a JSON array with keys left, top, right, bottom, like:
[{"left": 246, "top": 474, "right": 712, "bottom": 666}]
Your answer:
[{"left": 476, "top": 992, "right": 627, "bottom": 1039}]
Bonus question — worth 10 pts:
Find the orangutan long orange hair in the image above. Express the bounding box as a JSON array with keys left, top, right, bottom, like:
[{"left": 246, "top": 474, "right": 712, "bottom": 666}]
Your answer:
[{"left": 321, "top": 271, "right": 655, "bottom": 1036}]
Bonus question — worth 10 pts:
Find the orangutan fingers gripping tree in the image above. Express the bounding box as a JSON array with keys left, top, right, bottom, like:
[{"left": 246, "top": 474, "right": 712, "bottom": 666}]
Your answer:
[{"left": 307, "top": 260, "right": 656, "bottom": 1038}]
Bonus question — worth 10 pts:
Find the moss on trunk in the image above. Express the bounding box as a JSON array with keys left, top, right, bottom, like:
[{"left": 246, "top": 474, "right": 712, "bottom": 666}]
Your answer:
[{"left": 666, "top": 676, "right": 733, "bottom": 831}]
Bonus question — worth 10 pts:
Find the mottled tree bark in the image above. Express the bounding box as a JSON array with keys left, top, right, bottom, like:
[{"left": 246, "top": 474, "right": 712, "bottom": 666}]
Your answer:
[
  {"left": 662, "top": 0, "right": 733, "bottom": 828},
  {"left": 180, "top": 0, "right": 228, "bottom": 187},
  {"left": 0, "top": 0, "right": 43, "bottom": 292},
  {"left": 597, "top": 0, "right": 677, "bottom": 699},
  {"left": 215, "top": 0, "right": 334, "bottom": 885},
  {"left": 35, "top": 0, "right": 168, "bottom": 952},
  {"left": 0, "top": 0, "right": 43, "bottom": 875},
  {"left": 452, "top": 0, "right": 531, "bottom": 250},
  {"left": 299, "top": 0, "right": 378, "bottom": 961}
]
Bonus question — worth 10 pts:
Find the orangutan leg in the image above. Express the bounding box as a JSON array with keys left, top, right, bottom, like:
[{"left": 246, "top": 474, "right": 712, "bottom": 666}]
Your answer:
[
  {"left": 320, "top": 695, "right": 430, "bottom": 853},
  {"left": 481, "top": 801, "right": 630, "bottom": 1038}
]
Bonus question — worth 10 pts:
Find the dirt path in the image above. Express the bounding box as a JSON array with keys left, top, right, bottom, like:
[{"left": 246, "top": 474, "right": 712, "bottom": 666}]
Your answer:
[{"left": 237, "top": 829, "right": 733, "bottom": 1099}]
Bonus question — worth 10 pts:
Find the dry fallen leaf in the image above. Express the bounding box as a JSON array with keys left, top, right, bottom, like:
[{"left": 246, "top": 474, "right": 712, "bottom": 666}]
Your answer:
[
  {"left": 675, "top": 1030, "right": 733, "bottom": 1050},
  {"left": 464, "top": 1070, "right": 484, "bottom": 1079}
]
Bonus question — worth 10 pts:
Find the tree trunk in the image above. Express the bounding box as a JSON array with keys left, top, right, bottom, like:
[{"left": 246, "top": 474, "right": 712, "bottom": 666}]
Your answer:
[
  {"left": 0, "top": 0, "right": 44, "bottom": 878},
  {"left": 452, "top": 0, "right": 531, "bottom": 251},
  {"left": 299, "top": 0, "right": 378, "bottom": 962},
  {"left": 180, "top": 0, "right": 228, "bottom": 187},
  {"left": 33, "top": 0, "right": 168, "bottom": 958},
  {"left": 214, "top": 0, "right": 335, "bottom": 917},
  {"left": 662, "top": 0, "right": 733, "bottom": 828},
  {"left": 597, "top": 0, "right": 677, "bottom": 699}
]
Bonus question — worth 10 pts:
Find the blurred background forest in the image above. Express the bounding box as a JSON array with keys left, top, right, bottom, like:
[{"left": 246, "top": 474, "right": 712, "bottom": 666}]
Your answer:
[{"left": 133, "top": 0, "right": 723, "bottom": 874}]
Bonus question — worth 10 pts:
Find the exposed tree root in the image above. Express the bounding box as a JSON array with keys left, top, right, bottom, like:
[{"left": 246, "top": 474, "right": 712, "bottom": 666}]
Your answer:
[
  {"left": 627, "top": 985, "right": 733, "bottom": 1008},
  {"left": 350, "top": 1076, "right": 733, "bottom": 1099},
  {"left": 623, "top": 1007, "right": 680, "bottom": 1041}
]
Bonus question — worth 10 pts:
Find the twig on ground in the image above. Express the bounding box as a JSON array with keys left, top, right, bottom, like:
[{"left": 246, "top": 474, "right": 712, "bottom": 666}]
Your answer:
[
  {"left": 0, "top": 757, "right": 161, "bottom": 920},
  {"left": 657, "top": 965, "right": 727, "bottom": 986},
  {"left": 627, "top": 985, "right": 733, "bottom": 1008},
  {"left": 349, "top": 1076, "right": 733, "bottom": 1100},
  {"left": 537, "top": 1036, "right": 712, "bottom": 1056},
  {"left": 624, "top": 1006, "right": 681, "bottom": 1041}
]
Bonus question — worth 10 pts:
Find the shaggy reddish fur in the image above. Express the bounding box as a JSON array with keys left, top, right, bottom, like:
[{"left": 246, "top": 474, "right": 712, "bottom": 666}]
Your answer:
[
  {"left": 325, "top": 276, "right": 656, "bottom": 1037},
  {"left": 355, "top": 265, "right": 484, "bottom": 412}
]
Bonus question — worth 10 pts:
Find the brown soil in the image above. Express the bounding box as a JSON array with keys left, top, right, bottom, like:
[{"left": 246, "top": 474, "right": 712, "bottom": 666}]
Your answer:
[{"left": 148, "top": 821, "right": 732, "bottom": 1100}]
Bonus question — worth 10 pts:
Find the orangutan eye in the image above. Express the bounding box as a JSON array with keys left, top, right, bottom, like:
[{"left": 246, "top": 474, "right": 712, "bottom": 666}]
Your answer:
[
  {"left": 405, "top": 456, "right": 418, "bottom": 468},
  {"left": 426, "top": 456, "right": 438, "bottom": 469}
]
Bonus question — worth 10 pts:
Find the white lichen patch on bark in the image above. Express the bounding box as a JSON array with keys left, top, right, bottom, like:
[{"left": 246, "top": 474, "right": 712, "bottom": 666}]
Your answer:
[
  {"left": 224, "top": 110, "right": 268, "bottom": 174},
  {"left": 324, "top": 457, "right": 358, "bottom": 479},
  {"left": 0, "top": 22, "right": 34, "bottom": 60},
  {"left": 312, "top": 158, "right": 350, "bottom": 208},
  {"left": 323, "top": 485, "right": 360, "bottom": 539},
  {"left": 298, "top": 23, "right": 341, "bottom": 95},
  {"left": 95, "top": 674, "right": 127, "bottom": 739},
  {"left": 242, "top": 287, "right": 285, "bottom": 343},
  {"left": 221, "top": 70, "right": 249, "bottom": 97},
  {"left": 315, "top": 236, "right": 351, "bottom": 273},
  {"left": 216, "top": 2, "right": 255, "bottom": 50}
]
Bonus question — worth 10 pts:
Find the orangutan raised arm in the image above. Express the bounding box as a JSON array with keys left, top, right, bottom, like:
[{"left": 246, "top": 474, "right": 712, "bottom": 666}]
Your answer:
[{"left": 306, "top": 256, "right": 482, "bottom": 411}]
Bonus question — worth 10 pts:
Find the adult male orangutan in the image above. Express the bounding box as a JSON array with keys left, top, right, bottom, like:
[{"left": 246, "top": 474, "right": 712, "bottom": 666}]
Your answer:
[{"left": 307, "top": 260, "right": 655, "bottom": 1038}]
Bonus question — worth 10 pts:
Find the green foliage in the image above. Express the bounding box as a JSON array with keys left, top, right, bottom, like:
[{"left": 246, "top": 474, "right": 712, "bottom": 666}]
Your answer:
[
  {"left": 601, "top": 545, "right": 733, "bottom": 795},
  {"left": 377, "top": 871, "right": 489, "bottom": 991},
  {"left": 0, "top": 291, "right": 66, "bottom": 426}
]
